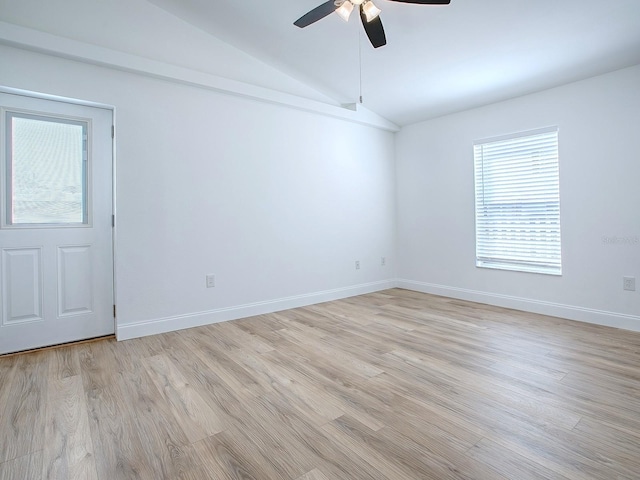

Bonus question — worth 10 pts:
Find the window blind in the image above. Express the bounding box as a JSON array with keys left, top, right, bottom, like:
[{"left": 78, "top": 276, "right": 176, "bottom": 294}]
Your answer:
[{"left": 474, "top": 127, "right": 561, "bottom": 275}]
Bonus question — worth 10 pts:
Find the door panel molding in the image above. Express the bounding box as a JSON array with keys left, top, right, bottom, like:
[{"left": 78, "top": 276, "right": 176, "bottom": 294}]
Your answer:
[
  {"left": 1, "top": 247, "right": 43, "bottom": 325},
  {"left": 57, "top": 245, "right": 94, "bottom": 317}
]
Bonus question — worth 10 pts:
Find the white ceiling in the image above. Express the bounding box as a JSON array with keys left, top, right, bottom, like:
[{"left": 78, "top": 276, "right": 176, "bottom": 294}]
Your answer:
[{"left": 148, "top": 0, "right": 640, "bottom": 125}]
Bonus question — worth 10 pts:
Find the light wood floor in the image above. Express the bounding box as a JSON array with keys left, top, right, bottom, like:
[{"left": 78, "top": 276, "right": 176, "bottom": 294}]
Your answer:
[{"left": 1, "top": 288, "right": 640, "bottom": 480}]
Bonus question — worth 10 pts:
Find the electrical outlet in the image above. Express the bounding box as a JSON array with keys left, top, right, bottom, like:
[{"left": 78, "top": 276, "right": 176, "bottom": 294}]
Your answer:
[
  {"left": 355, "top": 260, "right": 360, "bottom": 270},
  {"left": 206, "top": 274, "right": 216, "bottom": 288},
  {"left": 381, "top": 257, "right": 386, "bottom": 266},
  {"left": 623, "top": 276, "right": 636, "bottom": 291}
]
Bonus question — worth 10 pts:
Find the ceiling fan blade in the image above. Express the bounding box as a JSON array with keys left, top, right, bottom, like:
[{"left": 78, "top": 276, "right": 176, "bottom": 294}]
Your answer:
[
  {"left": 360, "top": 7, "right": 387, "bottom": 48},
  {"left": 387, "top": 0, "right": 451, "bottom": 4},
  {"left": 294, "top": 1, "right": 337, "bottom": 28}
]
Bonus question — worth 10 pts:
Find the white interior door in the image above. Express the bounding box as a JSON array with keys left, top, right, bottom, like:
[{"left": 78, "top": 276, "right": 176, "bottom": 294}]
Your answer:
[{"left": 0, "top": 92, "right": 114, "bottom": 354}]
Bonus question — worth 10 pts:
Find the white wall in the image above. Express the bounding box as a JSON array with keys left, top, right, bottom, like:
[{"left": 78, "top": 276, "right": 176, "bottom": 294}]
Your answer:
[
  {"left": 0, "top": 0, "right": 336, "bottom": 104},
  {"left": 0, "top": 44, "right": 397, "bottom": 338},
  {"left": 396, "top": 65, "right": 640, "bottom": 330}
]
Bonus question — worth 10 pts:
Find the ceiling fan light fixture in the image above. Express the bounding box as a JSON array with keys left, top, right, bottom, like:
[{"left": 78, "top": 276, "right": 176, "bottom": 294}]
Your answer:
[
  {"left": 336, "top": 1, "right": 354, "bottom": 21},
  {"left": 295, "top": 0, "right": 451, "bottom": 48},
  {"left": 362, "top": 1, "right": 381, "bottom": 22}
]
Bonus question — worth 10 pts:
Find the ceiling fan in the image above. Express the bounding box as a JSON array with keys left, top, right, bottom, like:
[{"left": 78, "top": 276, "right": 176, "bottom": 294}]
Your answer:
[{"left": 294, "top": 0, "right": 451, "bottom": 49}]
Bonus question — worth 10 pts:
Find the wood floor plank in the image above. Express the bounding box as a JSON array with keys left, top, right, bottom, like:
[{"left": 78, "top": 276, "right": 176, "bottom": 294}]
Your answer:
[
  {"left": 1, "top": 288, "right": 639, "bottom": 479},
  {"left": 303, "top": 302, "right": 377, "bottom": 326},
  {"left": 177, "top": 327, "right": 266, "bottom": 397},
  {"left": 186, "top": 323, "right": 243, "bottom": 353},
  {"left": 483, "top": 428, "right": 634, "bottom": 480},
  {"left": 274, "top": 308, "right": 346, "bottom": 336},
  {"left": 42, "top": 375, "right": 97, "bottom": 480},
  {"left": 226, "top": 347, "right": 346, "bottom": 425},
  {"left": 321, "top": 415, "right": 433, "bottom": 480},
  {"left": 261, "top": 347, "right": 390, "bottom": 431},
  {"left": 366, "top": 390, "right": 484, "bottom": 452},
  {"left": 270, "top": 310, "right": 335, "bottom": 339},
  {"left": 0, "top": 451, "right": 43, "bottom": 480},
  {"left": 385, "top": 348, "right": 583, "bottom": 430},
  {"left": 200, "top": 426, "right": 293, "bottom": 480},
  {"left": 277, "top": 327, "right": 385, "bottom": 379},
  {"left": 47, "top": 346, "right": 81, "bottom": 380},
  {"left": 232, "top": 314, "right": 286, "bottom": 344},
  {"left": 0, "top": 355, "right": 18, "bottom": 422},
  {"left": 82, "top": 369, "right": 156, "bottom": 479},
  {"left": 571, "top": 416, "right": 640, "bottom": 471},
  {"left": 218, "top": 394, "right": 319, "bottom": 477},
  {"left": 248, "top": 391, "right": 389, "bottom": 480},
  {"left": 192, "top": 434, "right": 256, "bottom": 480},
  {"left": 485, "top": 356, "right": 568, "bottom": 382},
  {"left": 466, "top": 437, "right": 572, "bottom": 480},
  {"left": 77, "top": 341, "right": 120, "bottom": 393},
  {"left": 117, "top": 361, "right": 205, "bottom": 479},
  {"left": 214, "top": 321, "right": 276, "bottom": 354},
  {"left": 0, "top": 351, "right": 49, "bottom": 464},
  {"left": 160, "top": 334, "right": 255, "bottom": 417},
  {"left": 142, "top": 354, "right": 226, "bottom": 443},
  {"left": 367, "top": 371, "right": 488, "bottom": 438},
  {"left": 296, "top": 468, "right": 330, "bottom": 480}
]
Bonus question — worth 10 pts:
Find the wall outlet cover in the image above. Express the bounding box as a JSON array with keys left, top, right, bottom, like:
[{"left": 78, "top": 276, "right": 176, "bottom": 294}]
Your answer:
[{"left": 623, "top": 276, "right": 635, "bottom": 291}]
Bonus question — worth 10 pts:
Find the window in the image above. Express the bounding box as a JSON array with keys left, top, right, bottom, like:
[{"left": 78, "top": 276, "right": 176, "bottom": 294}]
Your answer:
[
  {"left": 4, "top": 112, "right": 88, "bottom": 226},
  {"left": 474, "top": 127, "right": 561, "bottom": 275}
]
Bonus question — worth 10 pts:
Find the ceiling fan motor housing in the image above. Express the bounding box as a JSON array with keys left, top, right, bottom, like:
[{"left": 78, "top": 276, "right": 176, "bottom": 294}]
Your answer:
[{"left": 295, "top": 0, "right": 451, "bottom": 48}]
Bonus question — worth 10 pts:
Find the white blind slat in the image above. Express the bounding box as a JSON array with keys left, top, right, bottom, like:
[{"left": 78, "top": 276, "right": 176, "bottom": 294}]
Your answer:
[{"left": 474, "top": 128, "right": 561, "bottom": 275}]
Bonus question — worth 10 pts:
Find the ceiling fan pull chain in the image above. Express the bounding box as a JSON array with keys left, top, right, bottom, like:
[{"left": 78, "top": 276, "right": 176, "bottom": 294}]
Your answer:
[{"left": 359, "top": 27, "right": 363, "bottom": 104}]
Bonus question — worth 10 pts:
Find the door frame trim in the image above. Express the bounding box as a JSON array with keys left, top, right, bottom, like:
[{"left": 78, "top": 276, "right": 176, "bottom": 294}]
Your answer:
[{"left": 0, "top": 85, "right": 118, "bottom": 336}]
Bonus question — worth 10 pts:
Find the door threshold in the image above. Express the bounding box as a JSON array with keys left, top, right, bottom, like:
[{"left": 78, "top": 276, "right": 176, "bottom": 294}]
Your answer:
[{"left": 0, "top": 334, "right": 115, "bottom": 358}]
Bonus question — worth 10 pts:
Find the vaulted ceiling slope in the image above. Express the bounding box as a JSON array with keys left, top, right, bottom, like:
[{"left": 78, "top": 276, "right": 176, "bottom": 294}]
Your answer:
[
  {"left": 147, "top": 0, "right": 640, "bottom": 125},
  {"left": 0, "top": 0, "right": 340, "bottom": 105},
  {"left": 2, "top": 0, "right": 639, "bottom": 126}
]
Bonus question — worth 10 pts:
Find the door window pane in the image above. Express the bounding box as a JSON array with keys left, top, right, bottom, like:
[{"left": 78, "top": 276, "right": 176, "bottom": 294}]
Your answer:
[{"left": 6, "top": 113, "right": 88, "bottom": 225}]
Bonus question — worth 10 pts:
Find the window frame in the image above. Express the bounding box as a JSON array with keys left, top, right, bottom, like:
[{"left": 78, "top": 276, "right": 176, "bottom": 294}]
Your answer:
[
  {"left": 2, "top": 109, "right": 91, "bottom": 229},
  {"left": 473, "top": 126, "right": 562, "bottom": 276}
]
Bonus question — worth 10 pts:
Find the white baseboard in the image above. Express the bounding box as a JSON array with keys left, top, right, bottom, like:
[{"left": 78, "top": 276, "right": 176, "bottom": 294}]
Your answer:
[
  {"left": 116, "top": 280, "right": 396, "bottom": 340},
  {"left": 117, "top": 278, "right": 640, "bottom": 340},
  {"left": 397, "top": 279, "right": 640, "bottom": 332}
]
